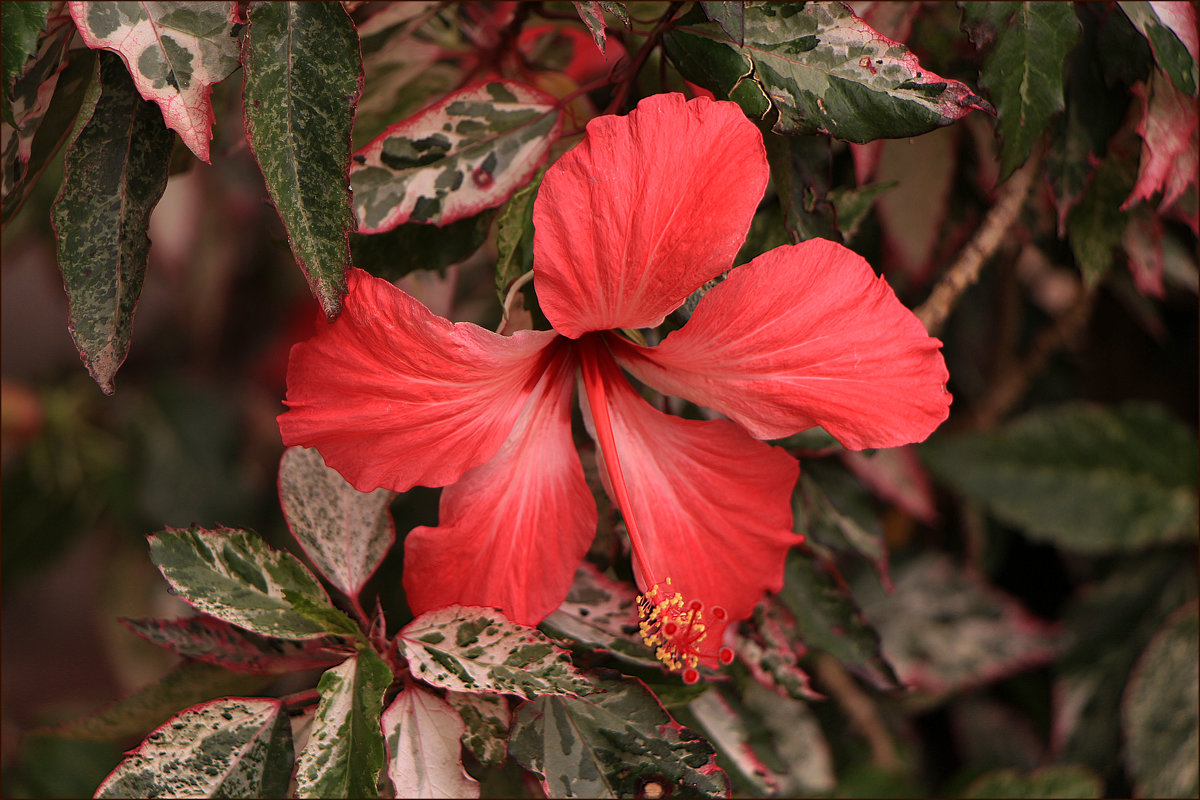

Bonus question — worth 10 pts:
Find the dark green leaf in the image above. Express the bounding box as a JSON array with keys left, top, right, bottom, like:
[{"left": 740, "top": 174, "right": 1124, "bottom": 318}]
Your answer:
[
  {"left": 829, "top": 179, "right": 896, "bottom": 243},
  {"left": 42, "top": 660, "right": 272, "bottom": 742},
  {"left": 963, "top": 2, "right": 1081, "bottom": 178},
  {"left": 763, "top": 131, "right": 841, "bottom": 243},
  {"left": 95, "top": 698, "right": 294, "bottom": 799},
  {"left": 399, "top": 606, "right": 593, "bottom": 699},
  {"left": 701, "top": 2, "right": 745, "bottom": 46},
  {"left": 243, "top": 0, "right": 362, "bottom": 321},
  {"left": 599, "top": 2, "right": 629, "bottom": 28},
  {"left": 494, "top": 165, "right": 545, "bottom": 307},
  {"left": 794, "top": 464, "right": 887, "bottom": 578},
  {"left": 295, "top": 649, "right": 392, "bottom": 798},
  {"left": 1, "top": 1, "right": 66, "bottom": 132},
  {"left": 149, "top": 526, "right": 338, "bottom": 640},
  {"left": 1119, "top": 1, "right": 1198, "bottom": 96},
  {"left": 963, "top": 765, "right": 1104, "bottom": 799},
  {"left": 921, "top": 403, "right": 1198, "bottom": 551},
  {"left": 1122, "top": 601, "right": 1200, "bottom": 798},
  {"left": 776, "top": 550, "right": 900, "bottom": 690},
  {"left": 1067, "top": 138, "right": 1138, "bottom": 284},
  {"left": 351, "top": 80, "right": 562, "bottom": 231},
  {"left": 349, "top": 209, "right": 494, "bottom": 281},
  {"left": 666, "top": 2, "right": 993, "bottom": 142},
  {"left": 541, "top": 562, "right": 663, "bottom": 669},
  {"left": 2, "top": 3, "right": 53, "bottom": 101},
  {"left": 509, "top": 671, "right": 729, "bottom": 799},
  {"left": 50, "top": 50, "right": 174, "bottom": 395}
]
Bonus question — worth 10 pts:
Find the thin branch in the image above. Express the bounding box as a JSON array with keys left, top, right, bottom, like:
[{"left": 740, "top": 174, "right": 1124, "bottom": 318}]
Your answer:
[
  {"left": 813, "top": 653, "right": 902, "bottom": 772},
  {"left": 915, "top": 146, "right": 1044, "bottom": 337}
]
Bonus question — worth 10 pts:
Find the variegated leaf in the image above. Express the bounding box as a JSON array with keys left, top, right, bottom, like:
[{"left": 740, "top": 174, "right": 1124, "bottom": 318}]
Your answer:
[
  {"left": 149, "top": 526, "right": 337, "bottom": 640},
  {"left": 665, "top": 1, "right": 993, "bottom": 142},
  {"left": 94, "top": 697, "right": 293, "bottom": 798},
  {"left": 494, "top": 164, "right": 543, "bottom": 307},
  {"left": 690, "top": 685, "right": 806, "bottom": 796},
  {"left": 574, "top": 2, "right": 608, "bottom": 53},
  {"left": 295, "top": 650, "right": 392, "bottom": 798},
  {"left": 2, "top": 2, "right": 72, "bottom": 188},
  {"left": 509, "top": 672, "right": 729, "bottom": 799},
  {"left": 67, "top": 1, "right": 240, "bottom": 163},
  {"left": 351, "top": 80, "right": 563, "bottom": 231},
  {"left": 382, "top": 685, "right": 480, "bottom": 799},
  {"left": 121, "top": 615, "right": 349, "bottom": 674},
  {"left": 1119, "top": 1, "right": 1198, "bottom": 97},
  {"left": 243, "top": 0, "right": 361, "bottom": 322},
  {"left": 444, "top": 691, "right": 511, "bottom": 766},
  {"left": 50, "top": 50, "right": 174, "bottom": 395},
  {"left": 733, "top": 601, "right": 822, "bottom": 702},
  {"left": 540, "top": 562, "right": 661, "bottom": 669},
  {"left": 398, "top": 606, "right": 592, "bottom": 699},
  {"left": 2, "top": 2, "right": 55, "bottom": 106},
  {"left": 278, "top": 446, "right": 396, "bottom": 603}
]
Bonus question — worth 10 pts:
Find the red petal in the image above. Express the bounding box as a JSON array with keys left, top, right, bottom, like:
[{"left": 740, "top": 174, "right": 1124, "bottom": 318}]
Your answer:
[
  {"left": 580, "top": 337, "right": 800, "bottom": 631},
  {"left": 612, "top": 238, "right": 951, "bottom": 450},
  {"left": 403, "top": 345, "right": 596, "bottom": 625},
  {"left": 279, "top": 268, "right": 561, "bottom": 492},
  {"left": 532, "top": 93, "right": 768, "bottom": 338}
]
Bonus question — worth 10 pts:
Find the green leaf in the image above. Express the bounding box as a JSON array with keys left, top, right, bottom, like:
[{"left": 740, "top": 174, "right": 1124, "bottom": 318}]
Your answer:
[
  {"left": 67, "top": 0, "right": 241, "bottom": 162},
  {"left": 962, "top": 2, "right": 1081, "bottom": 178},
  {"left": 963, "top": 765, "right": 1104, "bottom": 799},
  {"left": 1067, "top": 139, "right": 1138, "bottom": 284},
  {"left": 349, "top": 209, "right": 494, "bottom": 281},
  {"left": 1, "top": 2, "right": 54, "bottom": 121},
  {"left": 574, "top": 2, "right": 608, "bottom": 53},
  {"left": 794, "top": 465, "right": 887, "bottom": 578},
  {"left": 1119, "top": 1, "right": 1198, "bottom": 97},
  {"left": 50, "top": 50, "right": 174, "bottom": 395},
  {"left": 541, "top": 562, "right": 662, "bottom": 669},
  {"left": 43, "top": 659, "right": 272, "bottom": 742},
  {"left": 243, "top": 1, "right": 361, "bottom": 322},
  {"left": 856, "top": 553, "right": 1059, "bottom": 696},
  {"left": 494, "top": 165, "right": 545, "bottom": 307},
  {"left": 351, "top": 80, "right": 563, "bottom": 231},
  {"left": 509, "top": 671, "right": 729, "bottom": 799},
  {"left": 2, "top": 44, "right": 94, "bottom": 230},
  {"left": 149, "top": 526, "right": 338, "bottom": 640},
  {"left": 665, "top": 2, "right": 993, "bottom": 142},
  {"left": 399, "top": 606, "right": 593, "bottom": 699},
  {"left": 776, "top": 550, "right": 900, "bottom": 690},
  {"left": 763, "top": 132, "right": 841, "bottom": 243},
  {"left": 121, "top": 615, "right": 348, "bottom": 674},
  {"left": 921, "top": 403, "right": 1198, "bottom": 552},
  {"left": 1122, "top": 601, "right": 1200, "bottom": 799},
  {"left": 95, "top": 698, "right": 294, "bottom": 799},
  {"left": 702, "top": 1, "right": 746, "bottom": 46},
  {"left": 829, "top": 179, "right": 896, "bottom": 243},
  {"left": 295, "top": 649, "right": 392, "bottom": 798},
  {"left": 382, "top": 685, "right": 480, "bottom": 798},
  {"left": 278, "top": 446, "right": 396, "bottom": 603},
  {"left": 444, "top": 691, "right": 511, "bottom": 766}
]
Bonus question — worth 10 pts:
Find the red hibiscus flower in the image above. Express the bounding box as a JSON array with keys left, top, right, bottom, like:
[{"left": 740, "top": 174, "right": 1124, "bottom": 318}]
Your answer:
[{"left": 279, "top": 93, "right": 951, "bottom": 683}]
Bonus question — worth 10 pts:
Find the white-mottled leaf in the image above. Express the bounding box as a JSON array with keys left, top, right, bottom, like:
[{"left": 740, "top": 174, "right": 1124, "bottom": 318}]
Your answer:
[
  {"left": 1122, "top": 601, "right": 1199, "bottom": 799},
  {"left": 67, "top": 0, "right": 241, "bottom": 162},
  {"left": 296, "top": 649, "right": 392, "bottom": 798},
  {"left": 398, "top": 605, "right": 592, "bottom": 699},
  {"left": 382, "top": 685, "right": 480, "bottom": 799},
  {"left": 279, "top": 446, "right": 396, "bottom": 603},
  {"left": 149, "top": 526, "right": 337, "bottom": 640},
  {"left": 541, "top": 562, "right": 661, "bottom": 668},
  {"left": 444, "top": 691, "right": 511, "bottom": 766},
  {"left": 351, "top": 80, "right": 563, "bottom": 231},
  {"left": 94, "top": 697, "right": 293, "bottom": 798},
  {"left": 689, "top": 687, "right": 786, "bottom": 795}
]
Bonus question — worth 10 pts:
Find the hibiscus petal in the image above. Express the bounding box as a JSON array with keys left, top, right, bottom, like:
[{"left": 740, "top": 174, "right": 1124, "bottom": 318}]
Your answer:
[
  {"left": 403, "top": 345, "right": 596, "bottom": 625},
  {"left": 279, "top": 268, "right": 561, "bottom": 493},
  {"left": 611, "top": 238, "right": 952, "bottom": 449},
  {"left": 579, "top": 337, "right": 800, "bottom": 635},
  {"left": 532, "top": 93, "right": 768, "bottom": 338}
]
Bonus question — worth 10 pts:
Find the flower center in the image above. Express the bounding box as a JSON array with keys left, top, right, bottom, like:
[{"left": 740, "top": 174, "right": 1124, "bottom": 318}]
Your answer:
[{"left": 637, "top": 578, "right": 734, "bottom": 684}]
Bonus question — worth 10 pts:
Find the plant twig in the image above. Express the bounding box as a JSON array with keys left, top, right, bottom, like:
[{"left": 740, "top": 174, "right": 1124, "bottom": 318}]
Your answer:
[
  {"left": 813, "top": 653, "right": 902, "bottom": 772},
  {"left": 915, "top": 147, "right": 1044, "bottom": 336},
  {"left": 970, "top": 283, "right": 1097, "bottom": 429}
]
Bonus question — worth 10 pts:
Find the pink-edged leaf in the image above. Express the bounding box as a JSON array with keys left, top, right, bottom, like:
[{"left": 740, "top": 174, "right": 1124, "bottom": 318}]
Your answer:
[
  {"left": 733, "top": 601, "right": 822, "bottom": 703},
  {"left": 2, "top": 1, "right": 73, "bottom": 196},
  {"left": 351, "top": 80, "right": 563, "bottom": 231},
  {"left": 841, "top": 445, "right": 938, "bottom": 524},
  {"left": 67, "top": 1, "right": 241, "bottom": 163},
  {"left": 397, "top": 605, "right": 593, "bottom": 699},
  {"left": 858, "top": 553, "right": 1060, "bottom": 696},
  {"left": 509, "top": 672, "right": 729, "bottom": 799},
  {"left": 1122, "top": 208, "right": 1167, "bottom": 298},
  {"left": 573, "top": 2, "right": 607, "bottom": 53},
  {"left": 444, "top": 692, "right": 511, "bottom": 766},
  {"left": 95, "top": 697, "right": 293, "bottom": 798},
  {"left": 541, "top": 562, "right": 662, "bottom": 668},
  {"left": 533, "top": 92, "right": 768, "bottom": 338},
  {"left": 278, "top": 445, "right": 396, "bottom": 603},
  {"left": 1122, "top": 71, "right": 1199, "bottom": 225},
  {"left": 121, "top": 615, "right": 349, "bottom": 674},
  {"left": 382, "top": 685, "right": 480, "bottom": 799}
]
